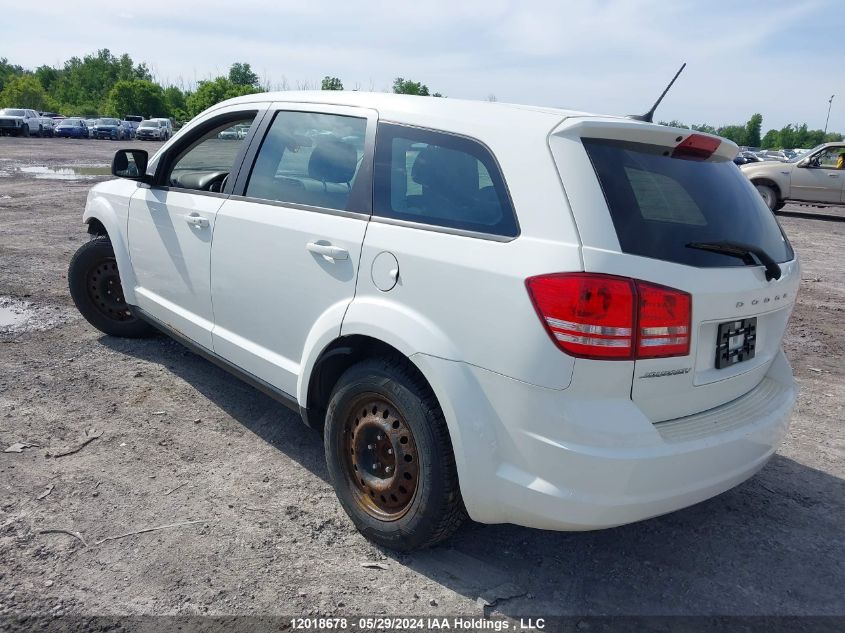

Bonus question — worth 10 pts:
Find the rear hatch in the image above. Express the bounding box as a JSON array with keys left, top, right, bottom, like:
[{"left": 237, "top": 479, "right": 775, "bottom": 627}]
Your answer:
[{"left": 549, "top": 118, "right": 799, "bottom": 422}]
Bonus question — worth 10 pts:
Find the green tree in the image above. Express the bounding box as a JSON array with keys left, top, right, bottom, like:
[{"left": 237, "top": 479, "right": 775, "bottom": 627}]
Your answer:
[
  {"left": 691, "top": 123, "right": 717, "bottom": 134},
  {"left": 0, "top": 75, "right": 51, "bottom": 110},
  {"left": 744, "top": 113, "right": 762, "bottom": 147},
  {"left": 321, "top": 76, "right": 343, "bottom": 91},
  {"left": 228, "top": 62, "right": 259, "bottom": 88},
  {"left": 0, "top": 58, "right": 25, "bottom": 93},
  {"left": 50, "top": 49, "right": 150, "bottom": 115},
  {"left": 186, "top": 77, "right": 258, "bottom": 117},
  {"left": 392, "top": 77, "right": 431, "bottom": 96},
  {"left": 761, "top": 129, "right": 779, "bottom": 149},
  {"left": 103, "top": 79, "right": 167, "bottom": 118},
  {"left": 716, "top": 124, "right": 746, "bottom": 146},
  {"left": 163, "top": 85, "right": 189, "bottom": 120}
]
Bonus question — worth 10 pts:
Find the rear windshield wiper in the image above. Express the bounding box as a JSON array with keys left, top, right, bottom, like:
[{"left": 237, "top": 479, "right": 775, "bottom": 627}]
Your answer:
[{"left": 685, "top": 241, "right": 782, "bottom": 281}]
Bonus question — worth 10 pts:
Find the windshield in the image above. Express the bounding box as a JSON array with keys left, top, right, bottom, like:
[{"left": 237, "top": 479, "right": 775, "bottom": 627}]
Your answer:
[
  {"left": 139, "top": 121, "right": 157, "bottom": 128},
  {"left": 787, "top": 145, "right": 824, "bottom": 163},
  {"left": 60, "top": 118, "right": 81, "bottom": 125},
  {"left": 96, "top": 118, "right": 119, "bottom": 125},
  {"left": 583, "top": 137, "right": 794, "bottom": 267},
  {"left": 0, "top": 109, "right": 26, "bottom": 116}
]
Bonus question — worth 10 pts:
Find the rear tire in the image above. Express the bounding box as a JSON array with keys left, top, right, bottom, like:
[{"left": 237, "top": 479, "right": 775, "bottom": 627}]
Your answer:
[
  {"left": 324, "top": 358, "right": 466, "bottom": 551},
  {"left": 68, "top": 237, "right": 156, "bottom": 338},
  {"left": 755, "top": 183, "right": 778, "bottom": 211}
]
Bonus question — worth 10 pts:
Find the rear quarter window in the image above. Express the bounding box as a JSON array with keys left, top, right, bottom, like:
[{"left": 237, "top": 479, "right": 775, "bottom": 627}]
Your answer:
[
  {"left": 373, "top": 123, "right": 518, "bottom": 238},
  {"left": 582, "top": 137, "right": 794, "bottom": 267}
]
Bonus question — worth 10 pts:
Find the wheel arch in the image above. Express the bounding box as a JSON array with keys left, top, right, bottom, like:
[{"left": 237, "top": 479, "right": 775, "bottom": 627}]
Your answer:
[
  {"left": 82, "top": 196, "right": 138, "bottom": 304},
  {"left": 751, "top": 177, "right": 784, "bottom": 200}
]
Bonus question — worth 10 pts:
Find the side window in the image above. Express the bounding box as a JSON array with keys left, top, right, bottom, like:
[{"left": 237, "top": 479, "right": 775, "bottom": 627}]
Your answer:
[
  {"left": 816, "top": 148, "right": 845, "bottom": 169},
  {"left": 164, "top": 112, "right": 257, "bottom": 191},
  {"left": 373, "top": 123, "right": 517, "bottom": 237},
  {"left": 245, "top": 110, "right": 367, "bottom": 211}
]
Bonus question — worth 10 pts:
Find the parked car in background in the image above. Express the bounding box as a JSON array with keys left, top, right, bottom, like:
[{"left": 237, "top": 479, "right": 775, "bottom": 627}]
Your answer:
[
  {"left": 91, "top": 118, "right": 128, "bottom": 140},
  {"left": 218, "top": 125, "right": 240, "bottom": 140},
  {"left": 55, "top": 118, "right": 89, "bottom": 139},
  {"left": 0, "top": 108, "right": 44, "bottom": 136},
  {"left": 733, "top": 151, "right": 762, "bottom": 166},
  {"left": 84, "top": 119, "right": 98, "bottom": 138},
  {"left": 37, "top": 113, "right": 56, "bottom": 137},
  {"left": 148, "top": 117, "right": 173, "bottom": 141},
  {"left": 68, "top": 92, "right": 799, "bottom": 550},
  {"left": 742, "top": 142, "right": 845, "bottom": 210},
  {"left": 757, "top": 150, "right": 788, "bottom": 162},
  {"left": 136, "top": 119, "right": 167, "bottom": 140},
  {"left": 123, "top": 115, "right": 143, "bottom": 139}
]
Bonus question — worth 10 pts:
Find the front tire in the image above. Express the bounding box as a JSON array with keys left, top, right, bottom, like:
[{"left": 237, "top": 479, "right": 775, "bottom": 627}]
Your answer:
[
  {"left": 20, "top": 124, "right": 29, "bottom": 138},
  {"left": 324, "top": 358, "right": 466, "bottom": 551},
  {"left": 68, "top": 237, "right": 155, "bottom": 338},
  {"left": 755, "top": 183, "right": 779, "bottom": 211}
]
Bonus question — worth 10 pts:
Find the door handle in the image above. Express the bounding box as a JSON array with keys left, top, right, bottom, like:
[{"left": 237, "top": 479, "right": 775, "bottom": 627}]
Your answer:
[
  {"left": 828, "top": 173, "right": 840, "bottom": 178},
  {"left": 306, "top": 242, "right": 349, "bottom": 260},
  {"left": 185, "top": 214, "right": 209, "bottom": 228}
]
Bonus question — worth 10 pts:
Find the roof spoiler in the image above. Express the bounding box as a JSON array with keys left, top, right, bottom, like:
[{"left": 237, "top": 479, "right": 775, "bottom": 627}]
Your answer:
[{"left": 627, "top": 63, "right": 686, "bottom": 124}]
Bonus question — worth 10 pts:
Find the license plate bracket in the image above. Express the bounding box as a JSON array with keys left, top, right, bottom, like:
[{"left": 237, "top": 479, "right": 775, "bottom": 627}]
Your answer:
[{"left": 715, "top": 317, "right": 757, "bottom": 369}]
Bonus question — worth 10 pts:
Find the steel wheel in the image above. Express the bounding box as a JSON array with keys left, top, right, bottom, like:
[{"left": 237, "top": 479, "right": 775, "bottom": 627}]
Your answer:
[
  {"left": 86, "top": 258, "right": 132, "bottom": 322},
  {"left": 342, "top": 394, "right": 420, "bottom": 521}
]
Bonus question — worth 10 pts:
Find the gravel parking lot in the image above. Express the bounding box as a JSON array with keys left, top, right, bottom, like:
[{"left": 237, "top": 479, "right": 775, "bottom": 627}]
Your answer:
[{"left": 0, "top": 138, "right": 843, "bottom": 620}]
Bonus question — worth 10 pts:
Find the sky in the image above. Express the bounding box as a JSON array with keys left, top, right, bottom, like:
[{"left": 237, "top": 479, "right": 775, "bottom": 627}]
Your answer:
[{"left": 2, "top": 0, "right": 843, "bottom": 132}]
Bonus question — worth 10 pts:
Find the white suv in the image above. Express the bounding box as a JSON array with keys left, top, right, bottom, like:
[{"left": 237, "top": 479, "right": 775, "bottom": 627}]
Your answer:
[{"left": 69, "top": 92, "right": 799, "bottom": 550}]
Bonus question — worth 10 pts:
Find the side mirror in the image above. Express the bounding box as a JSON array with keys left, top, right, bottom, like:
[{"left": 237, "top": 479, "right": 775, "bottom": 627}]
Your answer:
[{"left": 112, "top": 149, "right": 149, "bottom": 182}]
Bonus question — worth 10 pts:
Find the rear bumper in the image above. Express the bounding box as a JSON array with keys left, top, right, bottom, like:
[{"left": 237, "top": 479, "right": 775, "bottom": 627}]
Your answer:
[{"left": 414, "top": 349, "right": 796, "bottom": 531}]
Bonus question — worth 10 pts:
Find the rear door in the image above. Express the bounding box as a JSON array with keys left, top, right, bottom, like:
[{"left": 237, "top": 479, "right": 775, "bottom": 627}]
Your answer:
[
  {"left": 550, "top": 120, "right": 800, "bottom": 422},
  {"left": 208, "top": 103, "right": 375, "bottom": 396}
]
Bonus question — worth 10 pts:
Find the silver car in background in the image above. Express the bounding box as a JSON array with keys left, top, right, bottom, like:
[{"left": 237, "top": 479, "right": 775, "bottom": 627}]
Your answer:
[{"left": 741, "top": 142, "right": 845, "bottom": 210}]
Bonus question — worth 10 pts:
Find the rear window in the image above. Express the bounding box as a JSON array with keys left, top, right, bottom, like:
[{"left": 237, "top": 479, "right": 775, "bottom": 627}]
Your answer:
[{"left": 583, "top": 138, "right": 793, "bottom": 267}]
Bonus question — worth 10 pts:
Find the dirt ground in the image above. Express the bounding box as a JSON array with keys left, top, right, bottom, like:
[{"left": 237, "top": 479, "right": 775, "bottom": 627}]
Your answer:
[{"left": 0, "top": 138, "right": 843, "bottom": 621}]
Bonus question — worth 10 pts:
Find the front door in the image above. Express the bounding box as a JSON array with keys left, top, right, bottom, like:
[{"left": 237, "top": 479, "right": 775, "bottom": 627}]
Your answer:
[
  {"left": 791, "top": 145, "right": 845, "bottom": 203},
  {"left": 210, "top": 104, "right": 375, "bottom": 396},
  {"left": 127, "top": 107, "right": 262, "bottom": 348}
]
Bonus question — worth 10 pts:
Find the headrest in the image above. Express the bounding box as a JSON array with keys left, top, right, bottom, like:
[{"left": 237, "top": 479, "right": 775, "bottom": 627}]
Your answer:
[
  {"left": 308, "top": 139, "right": 357, "bottom": 183},
  {"left": 410, "top": 146, "right": 478, "bottom": 195}
]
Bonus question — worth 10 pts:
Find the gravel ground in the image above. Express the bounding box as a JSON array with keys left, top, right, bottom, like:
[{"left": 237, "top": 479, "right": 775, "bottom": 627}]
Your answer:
[{"left": 0, "top": 138, "right": 843, "bottom": 620}]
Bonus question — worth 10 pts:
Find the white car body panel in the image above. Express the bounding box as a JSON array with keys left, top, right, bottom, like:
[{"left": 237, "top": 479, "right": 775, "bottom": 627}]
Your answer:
[{"left": 80, "top": 91, "right": 799, "bottom": 532}]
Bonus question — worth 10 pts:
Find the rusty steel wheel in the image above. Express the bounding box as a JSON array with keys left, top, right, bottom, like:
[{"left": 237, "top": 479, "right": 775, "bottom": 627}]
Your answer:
[
  {"left": 342, "top": 395, "right": 420, "bottom": 521},
  {"left": 86, "top": 258, "right": 133, "bottom": 322},
  {"left": 325, "top": 358, "right": 467, "bottom": 550}
]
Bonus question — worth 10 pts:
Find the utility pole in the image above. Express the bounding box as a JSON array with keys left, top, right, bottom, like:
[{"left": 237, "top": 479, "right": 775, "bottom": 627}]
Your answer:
[{"left": 824, "top": 94, "right": 835, "bottom": 136}]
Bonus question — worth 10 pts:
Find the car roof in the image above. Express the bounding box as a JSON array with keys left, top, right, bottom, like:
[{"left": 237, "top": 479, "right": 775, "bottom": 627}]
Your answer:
[{"left": 214, "top": 90, "right": 622, "bottom": 137}]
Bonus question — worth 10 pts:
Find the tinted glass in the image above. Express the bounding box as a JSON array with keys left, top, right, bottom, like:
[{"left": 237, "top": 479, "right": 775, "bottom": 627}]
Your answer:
[
  {"left": 166, "top": 113, "right": 257, "bottom": 190},
  {"left": 373, "top": 123, "right": 517, "bottom": 237},
  {"left": 582, "top": 137, "right": 794, "bottom": 267},
  {"left": 246, "top": 110, "right": 367, "bottom": 211},
  {"left": 1, "top": 109, "right": 26, "bottom": 116}
]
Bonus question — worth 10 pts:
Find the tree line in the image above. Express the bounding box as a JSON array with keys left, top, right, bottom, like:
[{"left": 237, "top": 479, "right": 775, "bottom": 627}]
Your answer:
[
  {"left": 0, "top": 50, "right": 445, "bottom": 122},
  {"left": 659, "top": 113, "right": 842, "bottom": 150},
  {"left": 0, "top": 50, "right": 839, "bottom": 148}
]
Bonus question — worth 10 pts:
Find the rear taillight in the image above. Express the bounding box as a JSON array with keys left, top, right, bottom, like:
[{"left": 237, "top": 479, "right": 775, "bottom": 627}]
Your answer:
[{"left": 525, "top": 273, "right": 691, "bottom": 360}]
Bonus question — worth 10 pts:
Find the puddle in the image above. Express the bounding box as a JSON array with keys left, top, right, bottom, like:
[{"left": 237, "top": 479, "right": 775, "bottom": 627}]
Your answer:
[
  {"left": 16, "top": 165, "right": 111, "bottom": 180},
  {"left": 0, "top": 296, "right": 75, "bottom": 334},
  {"left": 0, "top": 304, "right": 29, "bottom": 328}
]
